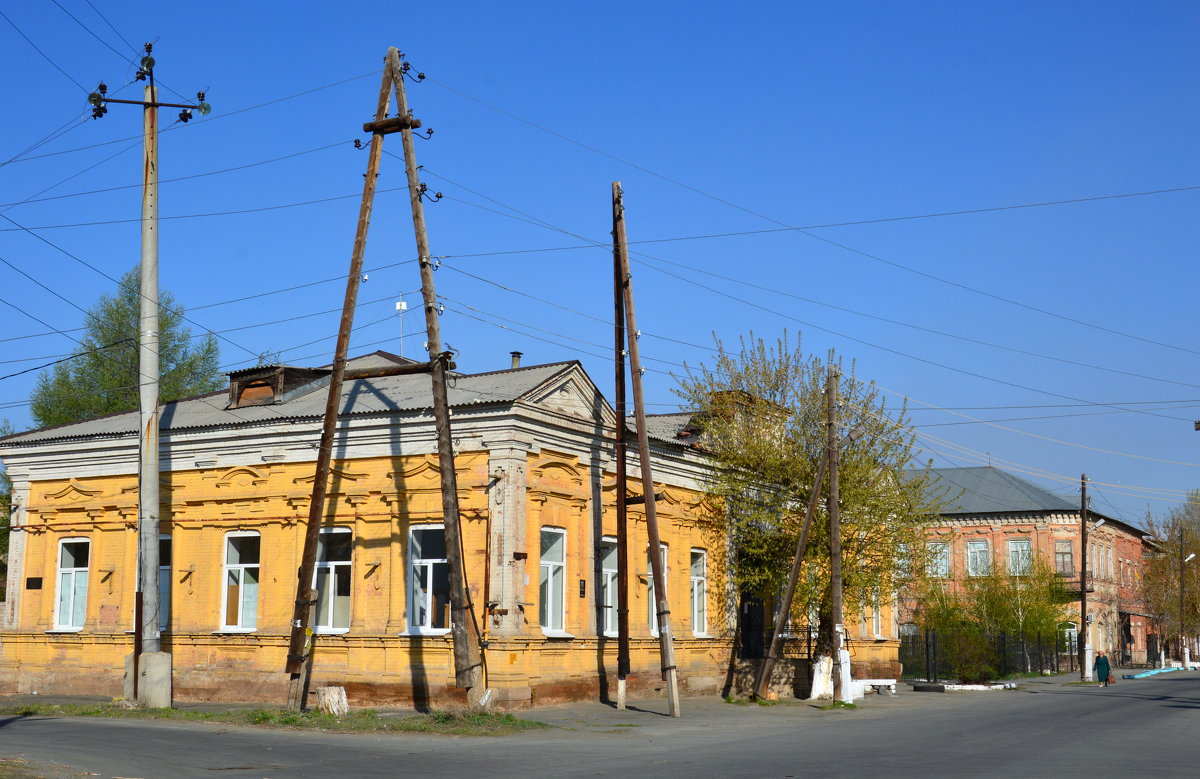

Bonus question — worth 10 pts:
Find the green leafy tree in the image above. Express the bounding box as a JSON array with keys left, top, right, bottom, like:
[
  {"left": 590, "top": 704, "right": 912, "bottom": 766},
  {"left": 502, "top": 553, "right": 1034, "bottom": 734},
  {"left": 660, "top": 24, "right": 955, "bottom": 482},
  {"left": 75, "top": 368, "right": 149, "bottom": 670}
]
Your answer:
[
  {"left": 918, "top": 556, "right": 1071, "bottom": 679},
  {"left": 30, "top": 267, "right": 222, "bottom": 428},
  {"left": 1142, "top": 491, "right": 1200, "bottom": 658},
  {"left": 675, "top": 331, "right": 945, "bottom": 696}
]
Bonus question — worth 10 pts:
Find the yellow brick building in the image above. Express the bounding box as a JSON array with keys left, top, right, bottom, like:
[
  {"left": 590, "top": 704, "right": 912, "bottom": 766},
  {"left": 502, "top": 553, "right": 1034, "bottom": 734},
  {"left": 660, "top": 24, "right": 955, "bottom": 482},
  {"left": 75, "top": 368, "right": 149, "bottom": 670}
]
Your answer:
[{"left": 0, "top": 352, "right": 901, "bottom": 707}]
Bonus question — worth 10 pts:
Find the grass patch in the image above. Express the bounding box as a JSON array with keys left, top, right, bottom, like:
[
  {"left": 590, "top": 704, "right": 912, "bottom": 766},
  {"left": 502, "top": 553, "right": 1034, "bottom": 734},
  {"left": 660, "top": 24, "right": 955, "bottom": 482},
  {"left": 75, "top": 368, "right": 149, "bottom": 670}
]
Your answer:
[
  {"left": 0, "top": 703, "right": 549, "bottom": 737},
  {"left": 817, "top": 701, "right": 858, "bottom": 710},
  {"left": 0, "top": 758, "right": 43, "bottom": 779},
  {"left": 723, "top": 695, "right": 788, "bottom": 706}
]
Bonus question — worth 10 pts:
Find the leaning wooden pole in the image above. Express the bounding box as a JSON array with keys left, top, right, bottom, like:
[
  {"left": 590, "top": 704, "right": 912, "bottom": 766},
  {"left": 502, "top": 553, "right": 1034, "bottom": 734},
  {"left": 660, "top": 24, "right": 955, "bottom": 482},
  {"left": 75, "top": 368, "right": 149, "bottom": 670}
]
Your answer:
[
  {"left": 614, "top": 182, "right": 681, "bottom": 717},
  {"left": 284, "top": 52, "right": 397, "bottom": 704},
  {"left": 392, "top": 50, "right": 485, "bottom": 704},
  {"left": 612, "top": 182, "right": 631, "bottom": 710},
  {"left": 754, "top": 449, "right": 829, "bottom": 700}
]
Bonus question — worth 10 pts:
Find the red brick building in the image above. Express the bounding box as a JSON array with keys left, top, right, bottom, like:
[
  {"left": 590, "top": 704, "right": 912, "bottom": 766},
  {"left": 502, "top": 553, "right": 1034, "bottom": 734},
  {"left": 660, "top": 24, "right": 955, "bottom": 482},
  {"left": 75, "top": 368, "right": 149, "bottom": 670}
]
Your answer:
[{"left": 909, "top": 467, "right": 1154, "bottom": 666}]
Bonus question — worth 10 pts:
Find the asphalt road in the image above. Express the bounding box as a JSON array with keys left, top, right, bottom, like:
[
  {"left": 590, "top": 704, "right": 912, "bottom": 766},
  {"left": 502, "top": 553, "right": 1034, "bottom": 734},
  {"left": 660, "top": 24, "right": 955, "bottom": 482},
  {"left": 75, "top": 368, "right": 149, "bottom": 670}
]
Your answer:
[{"left": 2, "top": 673, "right": 1198, "bottom": 778}]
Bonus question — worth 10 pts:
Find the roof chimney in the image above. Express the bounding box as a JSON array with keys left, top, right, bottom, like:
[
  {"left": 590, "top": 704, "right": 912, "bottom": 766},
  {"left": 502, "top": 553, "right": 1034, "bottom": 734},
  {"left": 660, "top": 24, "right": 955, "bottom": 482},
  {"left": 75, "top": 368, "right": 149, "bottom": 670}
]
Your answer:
[{"left": 510, "top": 351, "right": 523, "bottom": 369}]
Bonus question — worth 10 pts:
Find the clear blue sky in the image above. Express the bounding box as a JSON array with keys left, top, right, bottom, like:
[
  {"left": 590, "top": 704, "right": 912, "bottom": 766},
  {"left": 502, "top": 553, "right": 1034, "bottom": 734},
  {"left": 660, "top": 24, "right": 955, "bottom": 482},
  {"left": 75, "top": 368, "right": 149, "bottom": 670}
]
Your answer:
[{"left": 1, "top": 1, "right": 1197, "bottom": 523}]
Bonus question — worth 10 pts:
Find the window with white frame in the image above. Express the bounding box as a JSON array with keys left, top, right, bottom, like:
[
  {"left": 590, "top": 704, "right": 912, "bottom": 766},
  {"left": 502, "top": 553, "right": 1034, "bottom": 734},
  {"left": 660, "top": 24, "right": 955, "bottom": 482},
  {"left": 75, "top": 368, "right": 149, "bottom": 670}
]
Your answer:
[
  {"left": 539, "top": 527, "right": 566, "bottom": 633},
  {"left": 314, "top": 528, "right": 352, "bottom": 632},
  {"left": 870, "top": 587, "right": 883, "bottom": 638},
  {"left": 1060, "top": 621, "right": 1078, "bottom": 651},
  {"left": 222, "top": 531, "right": 260, "bottom": 630},
  {"left": 690, "top": 549, "right": 708, "bottom": 635},
  {"left": 1008, "top": 538, "right": 1032, "bottom": 576},
  {"left": 648, "top": 543, "right": 668, "bottom": 635},
  {"left": 967, "top": 540, "right": 990, "bottom": 577},
  {"left": 927, "top": 541, "right": 950, "bottom": 578},
  {"left": 159, "top": 536, "right": 171, "bottom": 632},
  {"left": 409, "top": 525, "right": 449, "bottom": 632},
  {"left": 599, "top": 537, "right": 618, "bottom": 636},
  {"left": 896, "top": 543, "right": 911, "bottom": 578},
  {"left": 55, "top": 538, "right": 89, "bottom": 630}
]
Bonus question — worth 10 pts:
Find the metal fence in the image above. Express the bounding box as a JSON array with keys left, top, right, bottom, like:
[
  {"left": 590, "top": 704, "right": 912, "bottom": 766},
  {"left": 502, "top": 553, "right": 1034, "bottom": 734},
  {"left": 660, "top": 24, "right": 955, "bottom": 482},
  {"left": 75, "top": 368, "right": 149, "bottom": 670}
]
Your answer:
[{"left": 899, "top": 628, "right": 1080, "bottom": 682}]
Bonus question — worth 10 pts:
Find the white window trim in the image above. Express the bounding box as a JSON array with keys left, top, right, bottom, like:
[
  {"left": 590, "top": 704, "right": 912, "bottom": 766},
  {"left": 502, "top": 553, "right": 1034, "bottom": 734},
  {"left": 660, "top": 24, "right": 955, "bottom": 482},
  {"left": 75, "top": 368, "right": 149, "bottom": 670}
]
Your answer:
[
  {"left": 313, "top": 527, "right": 352, "bottom": 634},
  {"left": 407, "top": 524, "right": 451, "bottom": 635},
  {"left": 1008, "top": 538, "right": 1032, "bottom": 576},
  {"left": 871, "top": 588, "right": 884, "bottom": 640},
  {"left": 540, "top": 527, "right": 567, "bottom": 636},
  {"left": 53, "top": 537, "right": 90, "bottom": 632},
  {"left": 928, "top": 541, "right": 950, "bottom": 578},
  {"left": 220, "top": 530, "right": 261, "bottom": 632},
  {"left": 648, "top": 543, "right": 669, "bottom": 637},
  {"left": 599, "top": 536, "right": 618, "bottom": 638},
  {"left": 966, "top": 540, "right": 990, "bottom": 577},
  {"left": 690, "top": 548, "right": 708, "bottom": 637}
]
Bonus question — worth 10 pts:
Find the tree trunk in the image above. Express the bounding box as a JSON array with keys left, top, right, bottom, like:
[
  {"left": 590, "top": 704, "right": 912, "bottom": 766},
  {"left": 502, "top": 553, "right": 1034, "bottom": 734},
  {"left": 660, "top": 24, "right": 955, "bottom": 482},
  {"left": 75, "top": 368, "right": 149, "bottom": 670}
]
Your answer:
[
  {"left": 808, "top": 597, "right": 835, "bottom": 700},
  {"left": 315, "top": 686, "right": 349, "bottom": 716}
]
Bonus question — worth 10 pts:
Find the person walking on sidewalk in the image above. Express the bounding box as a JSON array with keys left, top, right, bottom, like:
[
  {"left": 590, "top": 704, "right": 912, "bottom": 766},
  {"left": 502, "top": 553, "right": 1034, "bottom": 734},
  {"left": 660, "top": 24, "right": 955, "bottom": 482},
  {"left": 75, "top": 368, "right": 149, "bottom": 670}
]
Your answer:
[{"left": 1094, "top": 650, "right": 1112, "bottom": 687}]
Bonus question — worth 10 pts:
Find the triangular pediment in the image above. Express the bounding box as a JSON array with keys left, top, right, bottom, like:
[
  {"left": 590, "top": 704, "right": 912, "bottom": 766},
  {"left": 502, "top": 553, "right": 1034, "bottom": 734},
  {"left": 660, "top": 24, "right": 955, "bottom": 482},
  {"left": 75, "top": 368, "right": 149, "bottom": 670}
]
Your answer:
[{"left": 526, "top": 366, "right": 610, "bottom": 423}]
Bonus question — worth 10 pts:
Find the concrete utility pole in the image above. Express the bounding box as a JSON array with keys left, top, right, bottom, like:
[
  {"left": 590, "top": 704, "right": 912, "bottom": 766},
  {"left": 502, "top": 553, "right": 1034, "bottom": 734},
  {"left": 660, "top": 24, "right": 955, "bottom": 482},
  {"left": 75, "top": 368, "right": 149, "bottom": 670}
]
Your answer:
[
  {"left": 1080, "top": 475, "right": 1091, "bottom": 682},
  {"left": 826, "top": 365, "right": 852, "bottom": 703},
  {"left": 1180, "top": 524, "right": 1194, "bottom": 668},
  {"left": 88, "top": 45, "right": 208, "bottom": 709},
  {"left": 614, "top": 182, "right": 680, "bottom": 717},
  {"left": 611, "top": 183, "right": 631, "bottom": 710}
]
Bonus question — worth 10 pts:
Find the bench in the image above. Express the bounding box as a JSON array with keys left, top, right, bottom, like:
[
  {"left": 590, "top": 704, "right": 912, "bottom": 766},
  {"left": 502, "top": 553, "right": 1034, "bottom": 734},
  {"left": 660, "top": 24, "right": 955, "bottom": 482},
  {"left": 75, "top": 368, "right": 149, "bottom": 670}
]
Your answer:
[{"left": 853, "top": 678, "right": 897, "bottom": 695}]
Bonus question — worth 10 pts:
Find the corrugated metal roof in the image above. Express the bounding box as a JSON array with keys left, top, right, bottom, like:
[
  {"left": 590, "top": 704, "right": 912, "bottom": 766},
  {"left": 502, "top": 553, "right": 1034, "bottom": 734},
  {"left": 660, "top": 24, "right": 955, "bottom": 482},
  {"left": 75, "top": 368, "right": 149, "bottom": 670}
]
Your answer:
[
  {"left": 2, "top": 361, "right": 576, "bottom": 445},
  {"left": 920, "top": 466, "right": 1078, "bottom": 514},
  {"left": 913, "top": 466, "right": 1147, "bottom": 536},
  {"left": 639, "top": 413, "right": 696, "bottom": 444}
]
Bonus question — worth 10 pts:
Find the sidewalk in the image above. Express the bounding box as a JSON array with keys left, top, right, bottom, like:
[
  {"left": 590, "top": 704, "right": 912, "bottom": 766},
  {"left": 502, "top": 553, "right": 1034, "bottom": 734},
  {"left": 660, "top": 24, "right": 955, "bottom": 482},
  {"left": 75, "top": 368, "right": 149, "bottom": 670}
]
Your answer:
[{"left": 0, "top": 669, "right": 1130, "bottom": 729}]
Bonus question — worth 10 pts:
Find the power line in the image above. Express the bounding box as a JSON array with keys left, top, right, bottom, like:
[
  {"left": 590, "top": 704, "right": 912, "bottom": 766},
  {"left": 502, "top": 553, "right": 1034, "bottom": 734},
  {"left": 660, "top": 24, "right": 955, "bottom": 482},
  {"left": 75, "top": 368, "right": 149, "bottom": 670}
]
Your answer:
[
  {"left": 0, "top": 140, "right": 352, "bottom": 209},
  {"left": 0, "top": 213, "right": 260, "bottom": 359},
  {"left": 81, "top": 0, "right": 138, "bottom": 56},
  {"left": 0, "top": 183, "right": 414, "bottom": 231},
  {"left": 427, "top": 75, "right": 1200, "bottom": 359},
  {"left": 0, "top": 338, "right": 132, "bottom": 382},
  {"left": 3, "top": 70, "right": 375, "bottom": 166},
  {"left": 419, "top": 167, "right": 1200, "bottom": 392},
  {"left": 413, "top": 169, "right": 1197, "bottom": 421},
  {"left": 0, "top": 8, "right": 89, "bottom": 92}
]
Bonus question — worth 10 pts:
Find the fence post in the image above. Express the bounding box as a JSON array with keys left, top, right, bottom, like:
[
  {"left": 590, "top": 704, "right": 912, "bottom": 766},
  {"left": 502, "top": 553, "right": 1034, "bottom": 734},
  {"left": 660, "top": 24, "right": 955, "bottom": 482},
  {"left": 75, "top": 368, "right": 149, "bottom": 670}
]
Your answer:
[{"left": 931, "top": 628, "right": 939, "bottom": 683}]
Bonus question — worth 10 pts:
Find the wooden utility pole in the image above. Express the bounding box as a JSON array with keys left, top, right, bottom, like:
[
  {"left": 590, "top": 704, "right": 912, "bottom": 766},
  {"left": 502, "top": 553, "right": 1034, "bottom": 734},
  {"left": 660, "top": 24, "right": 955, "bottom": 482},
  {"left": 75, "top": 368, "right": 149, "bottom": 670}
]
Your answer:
[
  {"left": 285, "top": 48, "right": 422, "bottom": 704},
  {"left": 613, "top": 182, "right": 680, "bottom": 717},
  {"left": 826, "top": 364, "right": 850, "bottom": 703},
  {"left": 612, "top": 182, "right": 631, "bottom": 710},
  {"left": 754, "top": 449, "right": 829, "bottom": 700},
  {"left": 88, "top": 45, "right": 208, "bottom": 709},
  {"left": 392, "top": 51, "right": 485, "bottom": 704},
  {"left": 1080, "top": 474, "right": 1089, "bottom": 681}
]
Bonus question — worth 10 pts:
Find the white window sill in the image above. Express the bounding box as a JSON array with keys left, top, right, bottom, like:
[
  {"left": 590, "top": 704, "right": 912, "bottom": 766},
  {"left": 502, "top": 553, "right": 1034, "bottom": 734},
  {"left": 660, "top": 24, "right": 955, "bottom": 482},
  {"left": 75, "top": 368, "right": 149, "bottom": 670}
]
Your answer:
[
  {"left": 212, "top": 629, "right": 257, "bottom": 634},
  {"left": 602, "top": 631, "right": 618, "bottom": 638},
  {"left": 403, "top": 628, "right": 451, "bottom": 637},
  {"left": 541, "top": 630, "right": 575, "bottom": 639},
  {"left": 693, "top": 632, "right": 712, "bottom": 639},
  {"left": 46, "top": 628, "right": 84, "bottom": 634},
  {"left": 314, "top": 628, "right": 350, "bottom": 635}
]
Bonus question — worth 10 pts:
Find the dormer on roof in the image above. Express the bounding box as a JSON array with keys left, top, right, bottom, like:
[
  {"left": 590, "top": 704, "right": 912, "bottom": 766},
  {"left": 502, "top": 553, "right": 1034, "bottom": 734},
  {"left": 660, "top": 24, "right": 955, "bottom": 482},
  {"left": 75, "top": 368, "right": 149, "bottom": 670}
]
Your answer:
[{"left": 227, "top": 365, "right": 330, "bottom": 409}]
